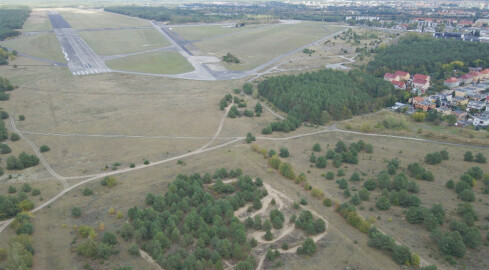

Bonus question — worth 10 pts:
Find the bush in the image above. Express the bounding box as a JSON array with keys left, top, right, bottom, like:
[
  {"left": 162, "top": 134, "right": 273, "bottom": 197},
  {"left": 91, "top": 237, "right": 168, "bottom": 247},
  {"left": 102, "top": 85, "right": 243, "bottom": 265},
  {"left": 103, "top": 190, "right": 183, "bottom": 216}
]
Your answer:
[
  {"left": 364, "top": 178, "right": 376, "bottom": 190},
  {"left": 464, "top": 151, "right": 473, "bottom": 162},
  {"left": 460, "top": 189, "right": 475, "bottom": 202},
  {"left": 82, "top": 188, "right": 93, "bottom": 196},
  {"left": 0, "top": 143, "right": 11, "bottom": 154},
  {"left": 315, "top": 156, "right": 327, "bottom": 168},
  {"left": 72, "top": 207, "right": 82, "bottom": 217},
  {"left": 296, "top": 238, "right": 317, "bottom": 256},
  {"left": 18, "top": 115, "right": 25, "bottom": 121},
  {"left": 279, "top": 147, "right": 289, "bottom": 158},
  {"left": 445, "top": 180, "right": 454, "bottom": 189},
  {"left": 440, "top": 150, "right": 449, "bottom": 160},
  {"left": 101, "top": 176, "right": 117, "bottom": 187},
  {"left": 102, "top": 232, "right": 117, "bottom": 246},
  {"left": 39, "top": 145, "right": 50, "bottom": 153},
  {"left": 376, "top": 196, "right": 390, "bottom": 210},
  {"left": 8, "top": 186, "right": 17, "bottom": 193},
  {"left": 325, "top": 171, "right": 334, "bottom": 180},
  {"left": 128, "top": 244, "right": 140, "bottom": 256},
  {"left": 312, "top": 143, "right": 321, "bottom": 152},
  {"left": 10, "top": 133, "right": 20, "bottom": 141},
  {"left": 323, "top": 198, "right": 332, "bottom": 207},
  {"left": 475, "top": 153, "right": 487, "bottom": 163},
  {"left": 21, "top": 183, "right": 31, "bottom": 193},
  {"left": 31, "top": 188, "right": 40, "bottom": 196}
]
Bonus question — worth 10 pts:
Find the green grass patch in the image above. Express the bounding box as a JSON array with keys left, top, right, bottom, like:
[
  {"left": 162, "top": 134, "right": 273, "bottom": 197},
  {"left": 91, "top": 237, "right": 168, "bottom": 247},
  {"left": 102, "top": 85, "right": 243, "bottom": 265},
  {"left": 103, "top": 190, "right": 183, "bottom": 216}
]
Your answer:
[
  {"left": 194, "top": 22, "right": 345, "bottom": 71},
  {"left": 0, "top": 33, "right": 65, "bottom": 63},
  {"left": 172, "top": 24, "right": 269, "bottom": 41},
  {"left": 58, "top": 9, "right": 149, "bottom": 29},
  {"left": 106, "top": 51, "right": 194, "bottom": 74},
  {"left": 79, "top": 29, "right": 170, "bottom": 56}
]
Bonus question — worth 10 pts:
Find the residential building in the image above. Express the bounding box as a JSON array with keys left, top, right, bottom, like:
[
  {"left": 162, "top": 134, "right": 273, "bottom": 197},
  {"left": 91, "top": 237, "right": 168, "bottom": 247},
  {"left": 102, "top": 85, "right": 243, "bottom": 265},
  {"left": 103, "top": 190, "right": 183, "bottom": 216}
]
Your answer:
[
  {"left": 454, "top": 89, "right": 467, "bottom": 97},
  {"left": 473, "top": 114, "right": 489, "bottom": 127},
  {"left": 436, "top": 106, "right": 452, "bottom": 116},
  {"left": 452, "top": 96, "right": 469, "bottom": 106},
  {"left": 413, "top": 78, "right": 429, "bottom": 91},
  {"left": 411, "top": 96, "right": 425, "bottom": 104},
  {"left": 481, "top": 69, "right": 489, "bottom": 79},
  {"left": 444, "top": 77, "right": 459, "bottom": 88},
  {"left": 468, "top": 100, "right": 486, "bottom": 110},
  {"left": 452, "top": 110, "right": 468, "bottom": 120},
  {"left": 469, "top": 71, "right": 483, "bottom": 82},
  {"left": 414, "top": 101, "right": 436, "bottom": 111},
  {"left": 384, "top": 73, "right": 399, "bottom": 82},
  {"left": 394, "top": 71, "right": 410, "bottom": 81},
  {"left": 391, "top": 80, "right": 406, "bottom": 89},
  {"left": 459, "top": 74, "right": 473, "bottom": 84}
]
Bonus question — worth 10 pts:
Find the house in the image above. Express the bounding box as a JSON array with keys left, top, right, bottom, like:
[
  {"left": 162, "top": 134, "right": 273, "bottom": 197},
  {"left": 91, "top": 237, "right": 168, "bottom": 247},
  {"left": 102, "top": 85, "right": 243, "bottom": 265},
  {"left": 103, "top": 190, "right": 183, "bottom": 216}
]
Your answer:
[
  {"left": 468, "top": 100, "right": 486, "bottom": 110},
  {"left": 391, "top": 80, "right": 406, "bottom": 89},
  {"left": 481, "top": 69, "right": 489, "bottom": 79},
  {"left": 411, "top": 96, "right": 425, "bottom": 104},
  {"left": 454, "top": 89, "right": 467, "bottom": 97},
  {"left": 394, "top": 71, "right": 410, "bottom": 81},
  {"left": 413, "top": 74, "right": 430, "bottom": 82},
  {"left": 472, "top": 114, "right": 489, "bottom": 127},
  {"left": 452, "top": 110, "right": 468, "bottom": 120},
  {"left": 414, "top": 101, "right": 436, "bottom": 111},
  {"left": 459, "top": 74, "right": 473, "bottom": 85},
  {"left": 384, "top": 73, "right": 399, "bottom": 82},
  {"left": 436, "top": 106, "right": 452, "bottom": 116},
  {"left": 469, "top": 71, "right": 483, "bottom": 82},
  {"left": 444, "top": 77, "right": 459, "bottom": 88},
  {"left": 413, "top": 78, "right": 430, "bottom": 91},
  {"left": 452, "top": 96, "right": 469, "bottom": 106}
]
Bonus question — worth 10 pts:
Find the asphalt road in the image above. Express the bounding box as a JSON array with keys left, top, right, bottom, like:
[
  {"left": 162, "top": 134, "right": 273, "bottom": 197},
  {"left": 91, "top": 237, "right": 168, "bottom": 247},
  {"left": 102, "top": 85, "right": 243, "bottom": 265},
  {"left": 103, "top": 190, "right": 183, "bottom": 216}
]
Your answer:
[{"left": 48, "top": 10, "right": 110, "bottom": 76}]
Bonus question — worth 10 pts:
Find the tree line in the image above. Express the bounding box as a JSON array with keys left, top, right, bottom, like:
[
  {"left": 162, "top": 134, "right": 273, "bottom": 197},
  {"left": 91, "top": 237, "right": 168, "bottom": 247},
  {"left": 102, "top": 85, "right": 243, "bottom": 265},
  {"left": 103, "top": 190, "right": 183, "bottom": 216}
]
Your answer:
[
  {"left": 0, "top": 6, "right": 30, "bottom": 41},
  {"left": 257, "top": 69, "right": 397, "bottom": 125}
]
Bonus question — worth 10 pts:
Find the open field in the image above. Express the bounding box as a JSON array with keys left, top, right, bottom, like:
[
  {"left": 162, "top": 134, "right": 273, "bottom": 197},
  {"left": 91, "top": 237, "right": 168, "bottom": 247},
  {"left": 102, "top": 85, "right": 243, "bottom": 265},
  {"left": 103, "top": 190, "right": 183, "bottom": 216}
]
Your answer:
[
  {"left": 340, "top": 110, "right": 489, "bottom": 147},
  {"left": 79, "top": 29, "right": 170, "bottom": 56},
  {"left": 22, "top": 9, "right": 52, "bottom": 32},
  {"left": 171, "top": 23, "right": 273, "bottom": 41},
  {"left": 0, "top": 33, "right": 65, "bottom": 63},
  {"left": 106, "top": 51, "right": 194, "bottom": 74},
  {"left": 193, "top": 22, "right": 345, "bottom": 71},
  {"left": 57, "top": 8, "right": 149, "bottom": 29}
]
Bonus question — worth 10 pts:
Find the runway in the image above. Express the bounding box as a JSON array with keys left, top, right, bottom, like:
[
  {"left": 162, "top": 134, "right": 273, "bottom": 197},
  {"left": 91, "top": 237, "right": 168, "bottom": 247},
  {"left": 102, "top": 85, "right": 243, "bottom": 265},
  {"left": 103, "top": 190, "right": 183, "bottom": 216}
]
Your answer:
[{"left": 48, "top": 11, "right": 110, "bottom": 76}]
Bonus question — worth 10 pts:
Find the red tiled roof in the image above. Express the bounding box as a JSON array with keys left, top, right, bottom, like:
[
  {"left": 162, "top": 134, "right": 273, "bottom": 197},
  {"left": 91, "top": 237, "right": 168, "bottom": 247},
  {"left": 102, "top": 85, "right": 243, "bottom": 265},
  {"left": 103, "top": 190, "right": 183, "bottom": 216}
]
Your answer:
[
  {"left": 395, "top": 71, "right": 409, "bottom": 77},
  {"left": 445, "top": 77, "right": 458, "bottom": 83},
  {"left": 391, "top": 80, "right": 405, "bottom": 87},
  {"left": 384, "top": 73, "right": 397, "bottom": 79},
  {"left": 413, "top": 78, "right": 428, "bottom": 85},
  {"left": 413, "top": 96, "right": 424, "bottom": 103},
  {"left": 460, "top": 74, "right": 473, "bottom": 80},
  {"left": 481, "top": 69, "right": 489, "bottom": 75},
  {"left": 414, "top": 74, "right": 429, "bottom": 81}
]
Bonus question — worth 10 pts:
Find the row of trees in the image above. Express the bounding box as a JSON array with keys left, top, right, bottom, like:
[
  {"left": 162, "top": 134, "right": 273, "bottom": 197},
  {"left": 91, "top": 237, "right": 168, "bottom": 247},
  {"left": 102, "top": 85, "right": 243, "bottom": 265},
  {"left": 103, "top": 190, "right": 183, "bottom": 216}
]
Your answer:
[
  {"left": 127, "top": 173, "right": 264, "bottom": 269},
  {"left": 367, "top": 227, "right": 420, "bottom": 266},
  {"left": 6, "top": 152, "right": 39, "bottom": 170},
  {"left": 257, "top": 69, "right": 397, "bottom": 125}
]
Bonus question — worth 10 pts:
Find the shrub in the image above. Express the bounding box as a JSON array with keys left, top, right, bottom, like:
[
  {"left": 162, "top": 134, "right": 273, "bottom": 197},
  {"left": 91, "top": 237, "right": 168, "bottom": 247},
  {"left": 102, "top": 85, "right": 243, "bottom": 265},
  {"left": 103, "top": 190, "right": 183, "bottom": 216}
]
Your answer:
[
  {"left": 72, "top": 207, "right": 82, "bottom": 217},
  {"left": 10, "top": 133, "right": 20, "bottom": 141},
  {"left": 0, "top": 143, "right": 11, "bottom": 154},
  {"left": 101, "top": 176, "right": 117, "bottom": 187},
  {"left": 263, "top": 230, "right": 273, "bottom": 241},
  {"left": 19, "top": 115, "right": 25, "bottom": 121},
  {"left": 475, "top": 153, "right": 487, "bottom": 163},
  {"left": 445, "top": 180, "right": 454, "bottom": 189},
  {"left": 8, "top": 186, "right": 17, "bottom": 193},
  {"left": 312, "top": 143, "right": 321, "bottom": 152},
  {"left": 325, "top": 171, "right": 334, "bottom": 180},
  {"left": 323, "top": 198, "right": 332, "bottom": 207},
  {"left": 364, "top": 178, "right": 376, "bottom": 190},
  {"left": 21, "top": 183, "right": 31, "bottom": 193},
  {"left": 102, "top": 232, "right": 117, "bottom": 246},
  {"left": 440, "top": 150, "right": 449, "bottom": 160},
  {"left": 128, "top": 244, "right": 140, "bottom": 256},
  {"left": 464, "top": 151, "right": 473, "bottom": 162},
  {"left": 315, "top": 156, "right": 327, "bottom": 168},
  {"left": 296, "top": 238, "right": 317, "bottom": 256},
  {"left": 279, "top": 147, "right": 289, "bottom": 158},
  {"left": 39, "top": 145, "right": 50, "bottom": 153},
  {"left": 376, "top": 196, "right": 390, "bottom": 210},
  {"left": 82, "top": 188, "right": 93, "bottom": 196},
  {"left": 31, "top": 188, "right": 40, "bottom": 196},
  {"left": 460, "top": 189, "right": 475, "bottom": 202}
]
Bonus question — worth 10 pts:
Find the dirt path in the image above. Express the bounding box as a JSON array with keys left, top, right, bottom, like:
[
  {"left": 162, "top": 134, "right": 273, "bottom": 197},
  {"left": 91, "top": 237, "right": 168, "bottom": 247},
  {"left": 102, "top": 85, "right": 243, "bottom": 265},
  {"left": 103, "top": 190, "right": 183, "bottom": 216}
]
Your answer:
[{"left": 140, "top": 249, "right": 164, "bottom": 270}]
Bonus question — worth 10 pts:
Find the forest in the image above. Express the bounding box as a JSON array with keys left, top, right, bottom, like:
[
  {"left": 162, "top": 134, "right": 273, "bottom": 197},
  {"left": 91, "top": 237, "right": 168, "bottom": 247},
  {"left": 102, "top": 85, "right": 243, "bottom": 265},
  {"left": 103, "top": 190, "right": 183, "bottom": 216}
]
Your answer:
[
  {"left": 0, "top": 6, "right": 30, "bottom": 41},
  {"left": 123, "top": 171, "right": 265, "bottom": 270},
  {"left": 257, "top": 69, "right": 397, "bottom": 125},
  {"left": 367, "top": 34, "right": 489, "bottom": 90}
]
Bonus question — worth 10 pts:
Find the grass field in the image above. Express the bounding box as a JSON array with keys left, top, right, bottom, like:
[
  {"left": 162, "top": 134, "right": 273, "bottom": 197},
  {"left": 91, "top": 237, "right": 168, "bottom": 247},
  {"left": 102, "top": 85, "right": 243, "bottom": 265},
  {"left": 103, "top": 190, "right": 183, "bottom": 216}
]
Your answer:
[
  {"left": 106, "top": 51, "right": 194, "bottom": 74},
  {"left": 79, "top": 28, "right": 170, "bottom": 56},
  {"left": 340, "top": 111, "right": 489, "bottom": 147},
  {"left": 193, "top": 22, "right": 345, "bottom": 71},
  {"left": 57, "top": 8, "right": 149, "bottom": 29},
  {"left": 22, "top": 9, "right": 52, "bottom": 32},
  {"left": 0, "top": 33, "right": 65, "bottom": 63},
  {"left": 171, "top": 23, "right": 272, "bottom": 41}
]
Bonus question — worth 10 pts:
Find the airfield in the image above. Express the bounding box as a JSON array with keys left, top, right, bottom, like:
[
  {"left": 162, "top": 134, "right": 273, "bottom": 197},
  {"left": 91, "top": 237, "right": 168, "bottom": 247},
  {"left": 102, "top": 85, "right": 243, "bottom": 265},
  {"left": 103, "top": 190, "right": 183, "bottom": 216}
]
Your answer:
[{"left": 1, "top": 7, "right": 488, "bottom": 270}]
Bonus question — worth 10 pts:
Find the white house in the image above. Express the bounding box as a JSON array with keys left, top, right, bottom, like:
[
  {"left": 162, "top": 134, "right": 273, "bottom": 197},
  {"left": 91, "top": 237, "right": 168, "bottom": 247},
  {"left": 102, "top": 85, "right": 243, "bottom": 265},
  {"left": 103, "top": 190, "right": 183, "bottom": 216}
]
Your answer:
[{"left": 473, "top": 114, "right": 489, "bottom": 127}]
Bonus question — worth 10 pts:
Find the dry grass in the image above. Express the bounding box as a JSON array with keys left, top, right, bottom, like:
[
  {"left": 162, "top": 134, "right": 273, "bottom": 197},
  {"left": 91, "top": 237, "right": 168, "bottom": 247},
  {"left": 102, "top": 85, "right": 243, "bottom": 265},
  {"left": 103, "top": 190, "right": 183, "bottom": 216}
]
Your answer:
[
  {"left": 57, "top": 8, "right": 149, "bottom": 29},
  {"left": 0, "top": 33, "right": 65, "bottom": 63}
]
